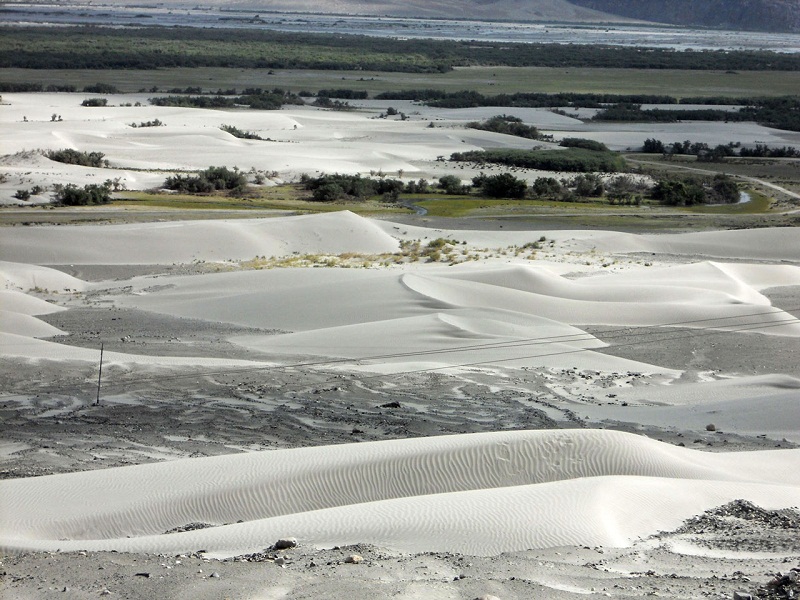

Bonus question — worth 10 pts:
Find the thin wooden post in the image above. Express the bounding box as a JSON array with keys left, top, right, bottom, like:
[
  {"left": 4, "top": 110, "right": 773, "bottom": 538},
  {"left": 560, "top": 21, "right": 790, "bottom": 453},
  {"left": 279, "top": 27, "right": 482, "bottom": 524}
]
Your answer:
[{"left": 96, "top": 342, "right": 104, "bottom": 406}]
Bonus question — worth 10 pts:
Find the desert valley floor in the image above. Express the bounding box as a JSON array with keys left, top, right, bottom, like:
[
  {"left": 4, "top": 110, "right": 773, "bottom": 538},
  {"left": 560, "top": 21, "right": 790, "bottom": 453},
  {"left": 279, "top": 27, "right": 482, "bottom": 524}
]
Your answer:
[{"left": 0, "top": 92, "right": 799, "bottom": 599}]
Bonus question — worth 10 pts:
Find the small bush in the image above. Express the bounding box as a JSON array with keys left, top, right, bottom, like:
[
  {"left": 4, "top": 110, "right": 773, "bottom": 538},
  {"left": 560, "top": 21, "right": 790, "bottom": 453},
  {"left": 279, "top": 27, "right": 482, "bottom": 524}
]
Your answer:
[
  {"left": 220, "top": 124, "right": 263, "bottom": 140},
  {"left": 45, "top": 149, "right": 108, "bottom": 168},
  {"left": 14, "top": 189, "right": 31, "bottom": 201},
  {"left": 130, "top": 119, "right": 164, "bottom": 128},
  {"left": 559, "top": 138, "right": 609, "bottom": 152},
  {"left": 473, "top": 172, "right": 527, "bottom": 199},
  {"left": 438, "top": 175, "right": 466, "bottom": 194},
  {"left": 163, "top": 166, "right": 247, "bottom": 194},
  {"left": 81, "top": 98, "right": 108, "bottom": 107},
  {"left": 54, "top": 183, "right": 112, "bottom": 206},
  {"left": 466, "top": 115, "right": 539, "bottom": 139}
]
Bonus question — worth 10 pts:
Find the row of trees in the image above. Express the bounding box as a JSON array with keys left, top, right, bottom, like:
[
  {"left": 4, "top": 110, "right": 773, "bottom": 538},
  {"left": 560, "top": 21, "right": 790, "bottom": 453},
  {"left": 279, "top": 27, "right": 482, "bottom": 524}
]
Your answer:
[
  {"left": 595, "top": 97, "right": 800, "bottom": 132},
  {"left": 643, "top": 138, "right": 799, "bottom": 159},
  {"left": 450, "top": 147, "right": 626, "bottom": 173},
  {"left": 149, "top": 89, "right": 302, "bottom": 110},
  {"left": 5, "top": 26, "right": 800, "bottom": 72}
]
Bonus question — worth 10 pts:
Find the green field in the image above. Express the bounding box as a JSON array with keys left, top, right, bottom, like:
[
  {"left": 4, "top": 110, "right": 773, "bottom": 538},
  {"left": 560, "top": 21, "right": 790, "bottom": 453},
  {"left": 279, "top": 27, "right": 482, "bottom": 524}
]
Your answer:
[
  {"left": 115, "top": 189, "right": 407, "bottom": 216},
  {"left": 3, "top": 66, "right": 800, "bottom": 98}
]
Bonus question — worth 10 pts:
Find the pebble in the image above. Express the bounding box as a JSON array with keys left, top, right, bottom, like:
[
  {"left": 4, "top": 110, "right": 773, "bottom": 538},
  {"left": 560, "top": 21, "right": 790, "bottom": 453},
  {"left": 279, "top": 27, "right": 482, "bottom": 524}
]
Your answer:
[
  {"left": 210, "top": 572, "right": 220, "bottom": 578},
  {"left": 345, "top": 554, "right": 363, "bottom": 564}
]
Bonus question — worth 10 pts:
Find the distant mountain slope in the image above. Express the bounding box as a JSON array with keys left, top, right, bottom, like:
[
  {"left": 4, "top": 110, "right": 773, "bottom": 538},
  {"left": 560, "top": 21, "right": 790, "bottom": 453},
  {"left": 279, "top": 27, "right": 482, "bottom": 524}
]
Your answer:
[
  {"left": 52, "top": 0, "right": 799, "bottom": 31},
  {"left": 568, "top": 0, "right": 800, "bottom": 32},
  {"left": 74, "top": 0, "right": 634, "bottom": 23}
]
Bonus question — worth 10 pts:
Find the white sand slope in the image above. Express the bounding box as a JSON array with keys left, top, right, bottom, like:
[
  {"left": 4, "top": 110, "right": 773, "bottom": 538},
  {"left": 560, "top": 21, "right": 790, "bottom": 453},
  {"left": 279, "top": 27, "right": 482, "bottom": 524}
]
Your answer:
[
  {"left": 0, "top": 260, "right": 87, "bottom": 292},
  {"left": 103, "top": 258, "right": 799, "bottom": 373},
  {"left": 0, "top": 212, "right": 399, "bottom": 264},
  {"left": 0, "top": 331, "right": 270, "bottom": 371},
  {"left": 584, "top": 374, "right": 800, "bottom": 443},
  {"left": 1, "top": 429, "right": 798, "bottom": 556}
]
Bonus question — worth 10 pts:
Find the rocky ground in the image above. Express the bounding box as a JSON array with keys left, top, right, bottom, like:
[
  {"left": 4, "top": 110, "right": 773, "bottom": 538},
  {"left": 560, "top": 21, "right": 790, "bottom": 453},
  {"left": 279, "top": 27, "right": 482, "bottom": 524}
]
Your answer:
[{"left": 2, "top": 502, "right": 798, "bottom": 600}]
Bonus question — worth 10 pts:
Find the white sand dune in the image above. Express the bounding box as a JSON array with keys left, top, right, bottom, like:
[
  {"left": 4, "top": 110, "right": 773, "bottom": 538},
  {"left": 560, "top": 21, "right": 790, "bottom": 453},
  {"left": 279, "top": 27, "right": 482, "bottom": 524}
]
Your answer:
[
  {"left": 0, "top": 260, "right": 87, "bottom": 292},
  {"left": 0, "top": 311, "right": 64, "bottom": 338},
  {"left": 2, "top": 429, "right": 797, "bottom": 556},
  {"left": 585, "top": 374, "right": 800, "bottom": 442},
  {"left": 113, "top": 259, "right": 800, "bottom": 340},
  {"left": 564, "top": 227, "right": 800, "bottom": 262},
  {"left": 0, "top": 332, "right": 268, "bottom": 371},
  {"left": 0, "top": 211, "right": 399, "bottom": 265},
  {"left": 0, "top": 290, "right": 65, "bottom": 317},
  {"left": 375, "top": 220, "right": 800, "bottom": 263},
  {"left": 230, "top": 308, "right": 673, "bottom": 373}
]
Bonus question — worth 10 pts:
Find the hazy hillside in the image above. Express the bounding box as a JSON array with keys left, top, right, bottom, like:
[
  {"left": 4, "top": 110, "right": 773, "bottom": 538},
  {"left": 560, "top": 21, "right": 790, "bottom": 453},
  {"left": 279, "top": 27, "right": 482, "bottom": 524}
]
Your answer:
[
  {"left": 569, "top": 0, "right": 800, "bottom": 32},
  {"left": 51, "top": 0, "right": 799, "bottom": 31},
  {"left": 62, "top": 0, "right": 633, "bottom": 23}
]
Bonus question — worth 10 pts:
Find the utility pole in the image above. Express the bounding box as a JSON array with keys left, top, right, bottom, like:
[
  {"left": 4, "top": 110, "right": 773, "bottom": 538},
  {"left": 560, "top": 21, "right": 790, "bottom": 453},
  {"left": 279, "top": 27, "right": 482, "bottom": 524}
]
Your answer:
[{"left": 96, "top": 342, "right": 104, "bottom": 406}]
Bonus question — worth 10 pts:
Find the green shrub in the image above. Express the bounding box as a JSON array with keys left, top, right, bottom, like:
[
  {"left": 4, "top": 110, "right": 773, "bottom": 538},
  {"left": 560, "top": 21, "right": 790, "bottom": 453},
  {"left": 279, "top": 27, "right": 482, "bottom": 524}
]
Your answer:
[
  {"left": 220, "top": 124, "right": 263, "bottom": 140},
  {"left": 302, "top": 173, "right": 403, "bottom": 201},
  {"left": 452, "top": 148, "right": 626, "bottom": 173},
  {"left": 45, "top": 149, "right": 108, "bottom": 168},
  {"left": 559, "top": 138, "right": 609, "bottom": 152},
  {"left": 163, "top": 166, "right": 247, "bottom": 194},
  {"left": 473, "top": 173, "right": 527, "bottom": 198},
  {"left": 54, "top": 183, "right": 112, "bottom": 205},
  {"left": 531, "top": 177, "right": 563, "bottom": 197},
  {"left": 81, "top": 98, "right": 108, "bottom": 107},
  {"left": 466, "top": 115, "right": 539, "bottom": 139}
]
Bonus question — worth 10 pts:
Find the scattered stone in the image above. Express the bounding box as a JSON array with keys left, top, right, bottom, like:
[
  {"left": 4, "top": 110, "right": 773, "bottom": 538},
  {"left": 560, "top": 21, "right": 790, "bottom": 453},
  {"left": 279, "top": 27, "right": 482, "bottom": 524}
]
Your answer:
[
  {"left": 274, "top": 557, "right": 287, "bottom": 567},
  {"left": 133, "top": 572, "right": 151, "bottom": 578},
  {"left": 274, "top": 538, "right": 297, "bottom": 550},
  {"left": 706, "top": 423, "right": 717, "bottom": 431},
  {"left": 210, "top": 572, "right": 220, "bottom": 578},
  {"left": 344, "top": 554, "right": 363, "bottom": 564},
  {"left": 163, "top": 522, "right": 216, "bottom": 535},
  {"left": 380, "top": 401, "right": 401, "bottom": 409},
  {"left": 755, "top": 567, "right": 800, "bottom": 600},
  {"left": 733, "top": 593, "right": 753, "bottom": 600}
]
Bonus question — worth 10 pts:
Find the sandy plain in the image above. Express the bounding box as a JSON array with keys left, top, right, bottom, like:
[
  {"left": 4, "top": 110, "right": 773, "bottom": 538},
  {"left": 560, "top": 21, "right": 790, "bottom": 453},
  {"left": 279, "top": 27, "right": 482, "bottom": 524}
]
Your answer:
[{"left": 1, "top": 93, "right": 799, "bottom": 600}]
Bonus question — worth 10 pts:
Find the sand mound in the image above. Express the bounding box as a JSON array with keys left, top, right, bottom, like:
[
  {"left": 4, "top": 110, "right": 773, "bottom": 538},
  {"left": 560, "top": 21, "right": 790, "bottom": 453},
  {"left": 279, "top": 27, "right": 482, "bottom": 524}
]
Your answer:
[
  {"left": 0, "top": 290, "right": 65, "bottom": 316},
  {"left": 2, "top": 429, "right": 797, "bottom": 556},
  {"left": 0, "top": 311, "right": 63, "bottom": 337},
  {"left": 0, "top": 212, "right": 399, "bottom": 264},
  {"left": 585, "top": 374, "right": 800, "bottom": 443},
  {"left": 569, "top": 228, "right": 800, "bottom": 262},
  {"left": 0, "top": 261, "right": 86, "bottom": 292}
]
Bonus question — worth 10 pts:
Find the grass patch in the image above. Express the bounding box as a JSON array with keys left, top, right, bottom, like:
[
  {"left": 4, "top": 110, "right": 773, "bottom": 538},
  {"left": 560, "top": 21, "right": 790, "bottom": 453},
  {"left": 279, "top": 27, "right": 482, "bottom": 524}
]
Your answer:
[
  {"left": 114, "top": 187, "right": 408, "bottom": 215},
  {"left": 685, "top": 189, "right": 772, "bottom": 214},
  {"left": 3, "top": 66, "right": 800, "bottom": 98},
  {"left": 413, "top": 196, "right": 616, "bottom": 217}
]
